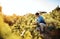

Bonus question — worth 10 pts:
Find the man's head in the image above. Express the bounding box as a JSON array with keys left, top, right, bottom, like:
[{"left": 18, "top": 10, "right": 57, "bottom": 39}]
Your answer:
[{"left": 35, "top": 12, "right": 40, "bottom": 17}]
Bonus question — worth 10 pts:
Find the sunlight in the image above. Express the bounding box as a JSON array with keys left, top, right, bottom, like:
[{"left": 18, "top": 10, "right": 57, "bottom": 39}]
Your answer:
[{"left": 0, "top": 0, "right": 60, "bottom": 15}]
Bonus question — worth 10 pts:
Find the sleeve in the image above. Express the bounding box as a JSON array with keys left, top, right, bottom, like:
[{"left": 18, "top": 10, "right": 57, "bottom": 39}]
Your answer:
[{"left": 36, "top": 18, "right": 40, "bottom": 23}]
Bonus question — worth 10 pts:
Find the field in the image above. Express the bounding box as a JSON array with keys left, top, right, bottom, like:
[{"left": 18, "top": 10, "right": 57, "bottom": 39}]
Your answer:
[{"left": 0, "top": 6, "right": 60, "bottom": 39}]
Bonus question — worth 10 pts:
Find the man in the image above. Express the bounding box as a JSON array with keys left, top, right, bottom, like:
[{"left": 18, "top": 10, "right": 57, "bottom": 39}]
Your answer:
[{"left": 35, "top": 12, "right": 46, "bottom": 33}]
